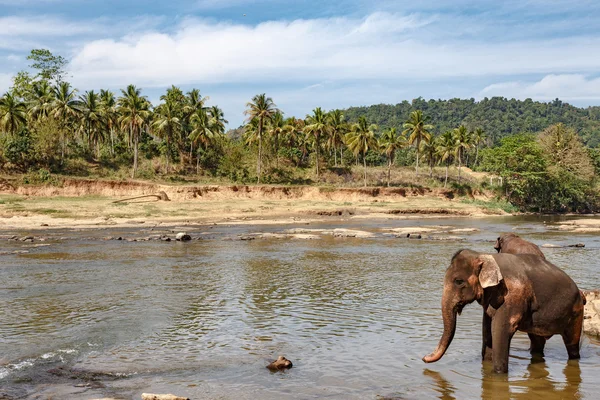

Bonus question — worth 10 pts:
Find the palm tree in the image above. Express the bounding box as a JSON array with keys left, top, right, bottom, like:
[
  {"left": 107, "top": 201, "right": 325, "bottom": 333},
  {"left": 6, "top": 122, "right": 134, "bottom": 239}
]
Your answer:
[
  {"left": 282, "top": 117, "right": 305, "bottom": 166},
  {"left": 78, "top": 90, "right": 104, "bottom": 157},
  {"left": 99, "top": 89, "right": 118, "bottom": 157},
  {"left": 327, "top": 110, "right": 347, "bottom": 166},
  {"left": 118, "top": 84, "right": 151, "bottom": 179},
  {"left": 27, "top": 81, "right": 53, "bottom": 121},
  {"left": 208, "top": 105, "right": 227, "bottom": 135},
  {"left": 379, "top": 127, "right": 406, "bottom": 187},
  {"left": 472, "top": 127, "right": 486, "bottom": 166},
  {"left": 0, "top": 92, "right": 27, "bottom": 136},
  {"left": 51, "top": 82, "right": 81, "bottom": 162},
  {"left": 184, "top": 89, "right": 209, "bottom": 166},
  {"left": 304, "top": 107, "right": 330, "bottom": 181},
  {"left": 152, "top": 101, "right": 181, "bottom": 173},
  {"left": 346, "top": 116, "right": 377, "bottom": 187},
  {"left": 453, "top": 125, "right": 471, "bottom": 183},
  {"left": 403, "top": 110, "right": 433, "bottom": 177},
  {"left": 436, "top": 130, "right": 456, "bottom": 188},
  {"left": 244, "top": 94, "right": 278, "bottom": 184},
  {"left": 422, "top": 138, "right": 438, "bottom": 178},
  {"left": 269, "top": 111, "right": 285, "bottom": 167},
  {"left": 189, "top": 108, "right": 216, "bottom": 173}
]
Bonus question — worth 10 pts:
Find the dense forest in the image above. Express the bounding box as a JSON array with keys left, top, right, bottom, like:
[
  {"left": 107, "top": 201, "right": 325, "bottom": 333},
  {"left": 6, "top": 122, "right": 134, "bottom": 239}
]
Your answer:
[
  {"left": 344, "top": 98, "right": 600, "bottom": 147},
  {"left": 0, "top": 49, "right": 599, "bottom": 213}
]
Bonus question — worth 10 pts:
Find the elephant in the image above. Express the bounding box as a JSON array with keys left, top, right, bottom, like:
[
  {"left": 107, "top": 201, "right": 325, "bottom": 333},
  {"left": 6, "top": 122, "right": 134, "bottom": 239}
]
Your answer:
[
  {"left": 494, "top": 233, "right": 545, "bottom": 259},
  {"left": 422, "top": 249, "right": 585, "bottom": 373}
]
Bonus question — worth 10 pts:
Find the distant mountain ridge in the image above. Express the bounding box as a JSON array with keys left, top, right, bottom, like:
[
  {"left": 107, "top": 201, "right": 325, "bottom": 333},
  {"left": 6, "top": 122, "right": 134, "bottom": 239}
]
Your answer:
[{"left": 342, "top": 97, "right": 600, "bottom": 147}]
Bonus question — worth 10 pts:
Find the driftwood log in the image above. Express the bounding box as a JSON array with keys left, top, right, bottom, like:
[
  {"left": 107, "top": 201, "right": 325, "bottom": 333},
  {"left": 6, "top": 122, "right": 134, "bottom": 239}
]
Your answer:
[{"left": 112, "top": 191, "right": 170, "bottom": 204}]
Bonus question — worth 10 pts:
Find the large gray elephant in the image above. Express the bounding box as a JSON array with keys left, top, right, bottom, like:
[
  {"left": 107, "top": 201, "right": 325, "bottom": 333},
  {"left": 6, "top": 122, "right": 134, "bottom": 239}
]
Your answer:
[
  {"left": 494, "top": 233, "right": 545, "bottom": 258},
  {"left": 422, "top": 250, "right": 585, "bottom": 373}
]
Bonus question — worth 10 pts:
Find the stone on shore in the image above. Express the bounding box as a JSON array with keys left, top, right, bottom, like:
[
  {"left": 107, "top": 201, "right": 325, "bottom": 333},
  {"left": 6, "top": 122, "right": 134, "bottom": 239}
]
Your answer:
[
  {"left": 175, "top": 232, "right": 192, "bottom": 241},
  {"left": 583, "top": 290, "right": 600, "bottom": 337},
  {"left": 141, "top": 394, "right": 190, "bottom": 400}
]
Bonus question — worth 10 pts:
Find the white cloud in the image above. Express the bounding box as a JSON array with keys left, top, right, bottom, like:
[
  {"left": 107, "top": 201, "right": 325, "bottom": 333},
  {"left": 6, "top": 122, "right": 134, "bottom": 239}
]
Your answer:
[
  {"left": 0, "top": 16, "right": 102, "bottom": 37},
  {"left": 68, "top": 12, "right": 600, "bottom": 90},
  {"left": 481, "top": 74, "right": 600, "bottom": 101},
  {"left": 6, "top": 54, "right": 20, "bottom": 62}
]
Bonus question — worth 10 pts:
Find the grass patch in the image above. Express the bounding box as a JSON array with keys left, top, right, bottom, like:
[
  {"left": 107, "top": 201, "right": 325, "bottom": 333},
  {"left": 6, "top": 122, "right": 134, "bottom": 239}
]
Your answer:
[{"left": 460, "top": 198, "right": 519, "bottom": 213}]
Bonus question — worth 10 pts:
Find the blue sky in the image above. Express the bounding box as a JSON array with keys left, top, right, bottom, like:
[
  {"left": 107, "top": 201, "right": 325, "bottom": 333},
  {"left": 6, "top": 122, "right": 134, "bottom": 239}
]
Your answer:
[{"left": 2, "top": 0, "right": 600, "bottom": 127}]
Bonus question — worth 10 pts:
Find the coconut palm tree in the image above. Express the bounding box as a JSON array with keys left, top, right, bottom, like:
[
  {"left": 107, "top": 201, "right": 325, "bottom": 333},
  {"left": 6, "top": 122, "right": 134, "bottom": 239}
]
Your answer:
[
  {"left": 403, "top": 110, "right": 433, "bottom": 177},
  {"left": 208, "top": 105, "right": 227, "bottom": 135},
  {"left": 346, "top": 116, "right": 378, "bottom": 187},
  {"left": 118, "top": 84, "right": 151, "bottom": 178},
  {"left": 422, "top": 138, "right": 438, "bottom": 178},
  {"left": 379, "top": 127, "right": 406, "bottom": 187},
  {"left": 269, "top": 111, "right": 285, "bottom": 167},
  {"left": 453, "top": 125, "right": 471, "bottom": 183},
  {"left": 327, "top": 109, "right": 347, "bottom": 166},
  {"left": 78, "top": 90, "right": 104, "bottom": 157},
  {"left": 189, "top": 107, "right": 216, "bottom": 173},
  {"left": 304, "top": 107, "right": 330, "bottom": 181},
  {"left": 436, "top": 130, "right": 456, "bottom": 188},
  {"left": 51, "top": 82, "right": 81, "bottom": 163},
  {"left": 244, "top": 94, "right": 278, "bottom": 184},
  {"left": 99, "top": 89, "right": 118, "bottom": 157},
  {"left": 27, "top": 81, "right": 53, "bottom": 121},
  {"left": 152, "top": 100, "right": 181, "bottom": 173},
  {"left": 472, "top": 127, "right": 486, "bottom": 166},
  {"left": 0, "top": 92, "right": 27, "bottom": 136}
]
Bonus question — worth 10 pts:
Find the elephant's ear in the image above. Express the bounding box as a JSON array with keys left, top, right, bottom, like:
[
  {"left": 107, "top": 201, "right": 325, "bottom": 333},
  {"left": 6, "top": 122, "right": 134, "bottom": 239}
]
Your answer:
[{"left": 475, "top": 254, "right": 503, "bottom": 288}]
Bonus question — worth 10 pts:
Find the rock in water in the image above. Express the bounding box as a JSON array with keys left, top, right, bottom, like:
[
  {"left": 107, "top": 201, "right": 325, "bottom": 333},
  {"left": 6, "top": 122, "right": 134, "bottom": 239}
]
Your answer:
[
  {"left": 266, "top": 356, "right": 293, "bottom": 371},
  {"left": 141, "top": 394, "right": 190, "bottom": 400},
  {"left": 175, "top": 232, "right": 191, "bottom": 241},
  {"left": 583, "top": 290, "right": 600, "bottom": 337}
]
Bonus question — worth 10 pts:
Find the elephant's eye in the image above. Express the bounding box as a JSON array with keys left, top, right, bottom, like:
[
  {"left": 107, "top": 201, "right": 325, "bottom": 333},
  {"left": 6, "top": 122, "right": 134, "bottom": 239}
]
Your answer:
[{"left": 454, "top": 278, "right": 465, "bottom": 286}]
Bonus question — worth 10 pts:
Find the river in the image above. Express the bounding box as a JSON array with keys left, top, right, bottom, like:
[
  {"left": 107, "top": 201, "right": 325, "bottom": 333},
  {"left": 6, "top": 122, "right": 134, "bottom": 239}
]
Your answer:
[{"left": 1, "top": 216, "right": 599, "bottom": 399}]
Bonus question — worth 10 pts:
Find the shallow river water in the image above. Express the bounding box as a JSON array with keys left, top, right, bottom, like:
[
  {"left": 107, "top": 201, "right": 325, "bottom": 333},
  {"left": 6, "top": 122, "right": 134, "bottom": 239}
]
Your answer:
[{"left": 1, "top": 216, "right": 600, "bottom": 399}]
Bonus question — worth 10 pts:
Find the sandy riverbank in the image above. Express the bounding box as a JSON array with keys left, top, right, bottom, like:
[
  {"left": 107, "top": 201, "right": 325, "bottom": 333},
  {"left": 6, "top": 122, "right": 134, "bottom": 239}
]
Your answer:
[{"left": 0, "top": 179, "right": 507, "bottom": 230}]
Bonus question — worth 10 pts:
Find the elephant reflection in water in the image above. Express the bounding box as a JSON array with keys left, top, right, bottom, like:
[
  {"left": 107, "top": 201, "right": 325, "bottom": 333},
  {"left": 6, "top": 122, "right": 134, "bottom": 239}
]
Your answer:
[{"left": 424, "top": 361, "right": 582, "bottom": 400}]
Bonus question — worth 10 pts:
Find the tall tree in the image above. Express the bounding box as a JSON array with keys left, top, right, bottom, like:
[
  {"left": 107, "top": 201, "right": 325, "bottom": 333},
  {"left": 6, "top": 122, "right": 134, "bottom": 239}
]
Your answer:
[
  {"left": 189, "top": 108, "right": 216, "bottom": 173},
  {"left": 118, "top": 85, "right": 150, "bottom": 179},
  {"left": 51, "top": 82, "right": 80, "bottom": 163},
  {"left": 453, "top": 125, "right": 471, "bottom": 183},
  {"left": 152, "top": 100, "right": 181, "bottom": 172},
  {"left": 78, "top": 90, "right": 104, "bottom": 157},
  {"left": 27, "top": 80, "right": 53, "bottom": 121},
  {"left": 244, "top": 94, "right": 278, "bottom": 183},
  {"left": 436, "top": 130, "right": 457, "bottom": 188},
  {"left": 327, "top": 109, "right": 347, "bottom": 166},
  {"left": 379, "top": 127, "right": 406, "bottom": 187},
  {"left": 99, "top": 89, "right": 118, "bottom": 157},
  {"left": 403, "top": 110, "right": 433, "bottom": 177},
  {"left": 269, "top": 111, "right": 285, "bottom": 168},
  {"left": 304, "top": 107, "right": 330, "bottom": 181},
  {"left": 422, "top": 136, "right": 438, "bottom": 178},
  {"left": 472, "top": 127, "right": 486, "bottom": 167},
  {"left": 346, "top": 116, "right": 377, "bottom": 187},
  {"left": 184, "top": 89, "right": 208, "bottom": 166},
  {"left": 0, "top": 92, "right": 27, "bottom": 136},
  {"left": 27, "top": 49, "right": 68, "bottom": 83}
]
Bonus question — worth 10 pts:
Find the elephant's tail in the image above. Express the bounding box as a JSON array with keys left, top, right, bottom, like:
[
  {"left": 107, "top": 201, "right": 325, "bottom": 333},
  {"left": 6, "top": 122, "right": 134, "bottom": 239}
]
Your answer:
[{"left": 581, "top": 290, "right": 587, "bottom": 305}]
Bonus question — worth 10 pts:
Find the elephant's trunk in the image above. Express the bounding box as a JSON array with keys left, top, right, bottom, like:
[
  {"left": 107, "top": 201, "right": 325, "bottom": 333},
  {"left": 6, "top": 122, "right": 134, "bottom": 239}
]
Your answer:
[{"left": 422, "top": 294, "right": 457, "bottom": 363}]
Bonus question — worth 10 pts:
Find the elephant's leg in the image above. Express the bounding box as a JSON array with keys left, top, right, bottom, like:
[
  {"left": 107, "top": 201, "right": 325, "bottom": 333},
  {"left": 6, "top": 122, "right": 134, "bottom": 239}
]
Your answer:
[
  {"left": 491, "top": 314, "right": 518, "bottom": 373},
  {"left": 561, "top": 313, "right": 583, "bottom": 360},
  {"left": 528, "top": 333, "right": 546, "bottom": 357},
  {"left": 482, "top": 312, "right": 493, "bottom": 361}
]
